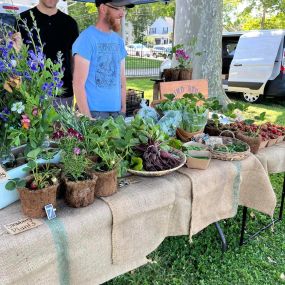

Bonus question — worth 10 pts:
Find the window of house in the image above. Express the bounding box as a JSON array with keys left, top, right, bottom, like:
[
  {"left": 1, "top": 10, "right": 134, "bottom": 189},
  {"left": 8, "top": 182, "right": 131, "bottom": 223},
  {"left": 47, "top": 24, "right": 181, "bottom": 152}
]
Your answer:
[
  {"left": 162, "top": 27, "right": 168, "bottom": 34},
  {"left": 149, "top": 27, "right": 156, "bottom": 34}
]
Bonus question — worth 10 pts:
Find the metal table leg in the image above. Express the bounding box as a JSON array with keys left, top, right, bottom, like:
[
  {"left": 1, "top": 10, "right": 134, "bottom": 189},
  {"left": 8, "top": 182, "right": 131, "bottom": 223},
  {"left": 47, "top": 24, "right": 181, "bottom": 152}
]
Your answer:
[
  {"left": 215, "top": 222, "right": 227, "bottom": 252},
  {"left": 240, "top": 173, "right": 285, "bottom": 245}
]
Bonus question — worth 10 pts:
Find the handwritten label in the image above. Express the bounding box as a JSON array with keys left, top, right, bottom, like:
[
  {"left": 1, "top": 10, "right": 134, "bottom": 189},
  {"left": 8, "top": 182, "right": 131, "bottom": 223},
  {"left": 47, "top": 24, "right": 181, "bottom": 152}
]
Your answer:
[
  {"left": 0, "top": 165, "right": 9, "bottom": 182},
  {"left": 159, "top": 79, "right": 208, "bottom": 99},
  {"left": 4, "top": 218, "right": 42, "bottom": 235}
]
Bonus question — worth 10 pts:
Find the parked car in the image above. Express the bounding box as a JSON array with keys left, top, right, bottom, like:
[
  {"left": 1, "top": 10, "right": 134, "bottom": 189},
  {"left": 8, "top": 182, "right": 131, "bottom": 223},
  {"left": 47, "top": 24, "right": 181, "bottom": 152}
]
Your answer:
[
  {"left": 222, "top": 30, "right": 285, "bottom": 103},
  {"left": 152, "top": 45, "right": 172, "bottom": 59},
  {"left": 126, "top": 43, "right": 151, "bottom": 57}
]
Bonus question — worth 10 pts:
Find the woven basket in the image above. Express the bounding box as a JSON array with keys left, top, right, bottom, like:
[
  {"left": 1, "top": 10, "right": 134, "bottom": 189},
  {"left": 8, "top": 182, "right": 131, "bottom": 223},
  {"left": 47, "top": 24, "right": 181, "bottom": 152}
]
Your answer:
[
  {"left": 209, "top": 131, "right": 250, "bottom": 161},
  {"left": 18, "top": 179, "right": 58, "bottom": 219},
  {"left": 176, "top": 128, "right": 203, "bottom": 142},
  {"left": 128, "top": 149, "right": 186, "bottom": 177},
  {"left": 64, "top": 174, "right": 97, "bottom": 208},
  {"left": 235, "top": 131, "right": 261, "bottom": 154},
  {"left": 93, "top": 168, "right": 117, "bottom": 197}
]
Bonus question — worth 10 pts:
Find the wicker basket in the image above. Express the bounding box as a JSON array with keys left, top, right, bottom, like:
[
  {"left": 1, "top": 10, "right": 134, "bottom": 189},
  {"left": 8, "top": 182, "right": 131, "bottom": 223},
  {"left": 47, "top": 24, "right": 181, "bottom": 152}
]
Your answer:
[
  {"left": 128, "top": 149, "right": 186, "bottom": 177},
  {"left": 209, "top": 131, "right": 250, "bottom": 161},
  {"left": 176, "top": 128, "right": 203, "bottom": 142},
  {"left": 235, "top": 131, "right": 261, "bottom": 154}
]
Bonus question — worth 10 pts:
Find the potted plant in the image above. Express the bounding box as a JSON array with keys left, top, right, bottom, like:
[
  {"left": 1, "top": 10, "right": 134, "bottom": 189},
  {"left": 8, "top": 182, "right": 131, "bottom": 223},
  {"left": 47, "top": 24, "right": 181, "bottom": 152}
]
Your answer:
[
  {"left": 89, "top": 118, "right": 124, "bottom": 197},
  {"left": 54, "top": 128, "right": 97, "bottom": 208},
  {"left": 5, "top": 148, "right": 60, "bottom": 218}
]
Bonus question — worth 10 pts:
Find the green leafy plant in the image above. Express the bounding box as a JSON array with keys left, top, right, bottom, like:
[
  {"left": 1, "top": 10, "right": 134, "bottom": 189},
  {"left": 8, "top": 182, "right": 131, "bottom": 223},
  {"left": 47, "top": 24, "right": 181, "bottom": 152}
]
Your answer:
[{"left": 5, "top": 148, "right": 60, "bottom": 190}]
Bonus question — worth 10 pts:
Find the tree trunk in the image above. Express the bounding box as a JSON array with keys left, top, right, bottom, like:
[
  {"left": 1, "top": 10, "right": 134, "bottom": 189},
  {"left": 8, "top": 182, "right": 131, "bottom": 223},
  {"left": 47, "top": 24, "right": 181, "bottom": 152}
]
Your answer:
[
  {"left": 174, "top": 0, "right": 230, "bottom": 106},
  {"left": 260, "top": 8, "right": 266, "bottom": 29}
]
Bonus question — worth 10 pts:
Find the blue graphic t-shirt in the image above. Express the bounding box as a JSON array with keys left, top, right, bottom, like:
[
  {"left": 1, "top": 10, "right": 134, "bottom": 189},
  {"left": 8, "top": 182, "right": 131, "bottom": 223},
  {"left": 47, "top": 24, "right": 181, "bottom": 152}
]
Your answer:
[{"left": 72, "top": 26, "right": 127, "bottom": 111}]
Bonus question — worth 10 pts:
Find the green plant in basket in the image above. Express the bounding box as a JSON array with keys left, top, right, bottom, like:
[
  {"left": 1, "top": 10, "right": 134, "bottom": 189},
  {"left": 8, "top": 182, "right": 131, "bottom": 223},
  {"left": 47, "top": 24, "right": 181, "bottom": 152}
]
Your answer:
[{"left": 5, "top": 147, "right": 60, "bottom": 190}]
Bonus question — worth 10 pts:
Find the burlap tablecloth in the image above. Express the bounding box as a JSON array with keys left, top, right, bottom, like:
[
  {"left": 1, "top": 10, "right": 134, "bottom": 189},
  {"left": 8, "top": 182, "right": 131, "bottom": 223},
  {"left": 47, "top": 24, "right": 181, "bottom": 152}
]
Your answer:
[
  {"left": 0, "top": 152, "right": 277, "bottom": 284},
  {"left": 256, "top": 142, "right": 285, "bottom": 173}
]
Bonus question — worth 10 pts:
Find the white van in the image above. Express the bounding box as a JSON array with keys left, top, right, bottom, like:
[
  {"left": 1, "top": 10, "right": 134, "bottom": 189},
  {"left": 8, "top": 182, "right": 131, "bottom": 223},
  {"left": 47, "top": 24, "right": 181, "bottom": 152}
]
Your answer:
[{"left": 222, "top": 30, "right": 285, "bottom": 103}]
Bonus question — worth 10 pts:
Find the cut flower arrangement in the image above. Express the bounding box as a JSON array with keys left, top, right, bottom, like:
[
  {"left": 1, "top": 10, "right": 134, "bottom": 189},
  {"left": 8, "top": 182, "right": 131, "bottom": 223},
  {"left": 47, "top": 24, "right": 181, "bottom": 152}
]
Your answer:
[{"left": 0, "top": 16, "right": 64, "bottom": 163}]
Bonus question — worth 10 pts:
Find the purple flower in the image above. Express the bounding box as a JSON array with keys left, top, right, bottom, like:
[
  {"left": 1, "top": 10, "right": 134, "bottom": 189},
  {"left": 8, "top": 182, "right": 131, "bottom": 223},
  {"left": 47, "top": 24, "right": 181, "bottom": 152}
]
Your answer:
[
  {"left": 28, "top": 49, "right": 45, "bottom": 72},
  {"left": 73, "top": 147, "right": 81, "bottom": 155},
  {"left": 24, "top": 71, "right": 32, "bottom": 80},
  {"left": 56, "top": 80, "right": 63, "bottom": 88}
]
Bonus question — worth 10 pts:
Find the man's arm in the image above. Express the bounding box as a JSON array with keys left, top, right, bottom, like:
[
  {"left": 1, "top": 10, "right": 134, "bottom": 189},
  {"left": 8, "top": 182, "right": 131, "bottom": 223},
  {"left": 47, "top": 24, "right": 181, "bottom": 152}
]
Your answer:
[
  {"left": 120, "top": 60, "right": 126, "bottom": 114},
  {"left": 73, "top": 54, "right": 92, "bottom": 117}
]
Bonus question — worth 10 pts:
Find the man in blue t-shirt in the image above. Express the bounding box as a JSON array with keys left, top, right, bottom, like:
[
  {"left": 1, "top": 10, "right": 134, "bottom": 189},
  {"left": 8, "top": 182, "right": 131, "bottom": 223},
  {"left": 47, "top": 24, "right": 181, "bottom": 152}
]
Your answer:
[{"left": 72, "top": 0, "right": 131, "bottom": 119}]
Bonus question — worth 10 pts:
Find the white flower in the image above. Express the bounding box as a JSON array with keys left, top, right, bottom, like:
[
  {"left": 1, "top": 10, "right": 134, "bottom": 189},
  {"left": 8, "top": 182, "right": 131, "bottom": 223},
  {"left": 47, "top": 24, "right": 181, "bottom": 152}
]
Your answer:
[
  {"left": 10, "top": 60, "right": 17, "bottom": 67},
  {"left": 11, "top": 101, "right": 25, "bottom": 114}
]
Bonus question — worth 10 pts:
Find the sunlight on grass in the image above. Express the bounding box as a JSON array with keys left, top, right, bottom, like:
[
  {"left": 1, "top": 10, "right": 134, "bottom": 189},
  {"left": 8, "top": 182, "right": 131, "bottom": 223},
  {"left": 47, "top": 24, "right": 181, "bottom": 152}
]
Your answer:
[
  {"left": 126, "top": 78, "right": 154, "bottom": 102},
  {"left": 243, "top": 104, "right": 285, "bottom": 125}
]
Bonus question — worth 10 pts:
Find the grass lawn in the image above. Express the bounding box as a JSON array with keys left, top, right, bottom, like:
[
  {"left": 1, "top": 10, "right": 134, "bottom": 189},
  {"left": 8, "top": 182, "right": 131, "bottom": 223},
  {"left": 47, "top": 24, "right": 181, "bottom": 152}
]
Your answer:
[
  {"left": 126, "top": 56, "right": 163, "bottom": 70},
  {"left": 107, "top": 78, "right": 285, "bottom": 285},
  {"left": 127, "top": 77, "right": 155, "bottom": 101}
]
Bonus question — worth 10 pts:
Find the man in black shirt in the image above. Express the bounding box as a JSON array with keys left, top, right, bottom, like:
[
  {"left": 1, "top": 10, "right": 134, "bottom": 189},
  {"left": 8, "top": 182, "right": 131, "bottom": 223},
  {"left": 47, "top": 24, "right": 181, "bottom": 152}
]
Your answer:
[{"left": 19, "top": 0, "right": 79, "bottom": 107}]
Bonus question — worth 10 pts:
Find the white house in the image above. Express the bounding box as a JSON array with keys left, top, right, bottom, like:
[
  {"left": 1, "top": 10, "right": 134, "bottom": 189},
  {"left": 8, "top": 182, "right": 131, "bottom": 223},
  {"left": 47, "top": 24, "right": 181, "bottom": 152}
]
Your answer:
[{"left": 148, "top": 17, "right": 173, "bottom": 45}]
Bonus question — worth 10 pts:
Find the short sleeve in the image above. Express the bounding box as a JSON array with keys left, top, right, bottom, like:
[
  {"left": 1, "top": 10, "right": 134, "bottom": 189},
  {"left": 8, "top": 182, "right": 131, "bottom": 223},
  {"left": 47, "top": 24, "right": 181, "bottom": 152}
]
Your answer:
[
  {"left": 72, "top": 30, "right": 93, "bottom": 61},
  {"left": 119, "top": 38, "right": 127, "bottom": 61}
]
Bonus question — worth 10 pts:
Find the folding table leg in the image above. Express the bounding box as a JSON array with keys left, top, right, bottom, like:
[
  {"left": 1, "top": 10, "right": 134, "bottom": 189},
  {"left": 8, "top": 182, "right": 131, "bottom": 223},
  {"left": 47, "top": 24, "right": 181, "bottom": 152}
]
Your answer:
[
  {"left": 215, "top": 222, "right": 227, "bottom": 252},
  {"left": 240, "top": 173, "right": 285, "bottom": 245}
]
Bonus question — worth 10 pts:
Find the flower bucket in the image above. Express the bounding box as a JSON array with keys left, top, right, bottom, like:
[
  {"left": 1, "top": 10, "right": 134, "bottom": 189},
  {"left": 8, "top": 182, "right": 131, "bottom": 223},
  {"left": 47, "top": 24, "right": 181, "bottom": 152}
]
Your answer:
[
  {"left": 94, "top": 168, "right": 117, "bottom": 197},
  {"left": 179, "top": 68, "right": 193, "bottom": 80},
  {"left": 18, "top": 181, "right": 58, "bottom": 219},
  {"left": 64, "top": 174, "right": 97, "bottom": 208}
]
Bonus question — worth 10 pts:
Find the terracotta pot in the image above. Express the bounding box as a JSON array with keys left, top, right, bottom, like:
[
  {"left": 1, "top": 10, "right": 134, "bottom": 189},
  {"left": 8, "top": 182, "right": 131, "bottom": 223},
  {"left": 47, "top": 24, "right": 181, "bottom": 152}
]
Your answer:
[
  {"left": 179, "top": 68, "right": 193, "bottom": 80},
  {"left": 94, "top": 168, "right": 117, "bottom": 197},
  {"left": 64, "top": 174, "right": 97, "bottom": 208},
  {"left": 235, "top": 132, "right": 261, "bottom": 154},
  {"left": 18, "top": 182, "right": 58, "bottom": 218}
]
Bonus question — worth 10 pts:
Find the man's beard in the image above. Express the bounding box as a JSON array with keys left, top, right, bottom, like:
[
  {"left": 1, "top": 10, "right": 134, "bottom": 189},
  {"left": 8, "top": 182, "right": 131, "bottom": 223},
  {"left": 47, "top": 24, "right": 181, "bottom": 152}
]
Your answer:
[{"left": 105, "top": 11, "right": 121, "bottom": 32}]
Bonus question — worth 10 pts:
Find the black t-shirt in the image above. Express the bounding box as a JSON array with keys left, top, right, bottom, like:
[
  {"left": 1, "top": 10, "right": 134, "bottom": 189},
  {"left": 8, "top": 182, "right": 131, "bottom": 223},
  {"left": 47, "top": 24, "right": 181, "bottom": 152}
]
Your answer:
[{"left": 19, "top": 7, "right": 79, "bottom": 98}]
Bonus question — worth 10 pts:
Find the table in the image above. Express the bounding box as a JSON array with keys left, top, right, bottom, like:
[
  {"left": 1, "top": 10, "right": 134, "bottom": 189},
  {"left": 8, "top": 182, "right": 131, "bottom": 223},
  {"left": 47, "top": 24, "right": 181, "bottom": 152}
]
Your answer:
[
  {"left": 240, "top": 142, "right": 285, "bottom": 245},
  {"left": 0, "top": 149, "right": 278, "bottom": 285}
]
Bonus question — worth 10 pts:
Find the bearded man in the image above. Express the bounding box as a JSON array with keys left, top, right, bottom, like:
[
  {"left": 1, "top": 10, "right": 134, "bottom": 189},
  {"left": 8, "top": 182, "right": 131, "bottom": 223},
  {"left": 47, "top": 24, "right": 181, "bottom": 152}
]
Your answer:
[
  {"left": 72, "top": 0, "right": 132, "bottom": 119},
  {"left": 19, "top": 0, "right": 79, "bottom": 107}
]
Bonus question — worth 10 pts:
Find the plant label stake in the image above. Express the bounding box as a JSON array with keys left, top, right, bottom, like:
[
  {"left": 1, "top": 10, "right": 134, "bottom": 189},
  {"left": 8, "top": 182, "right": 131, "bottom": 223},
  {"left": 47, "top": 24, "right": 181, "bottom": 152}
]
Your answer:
[{"left": 45, "top": 204, "right": 56, "bottom": 220}]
